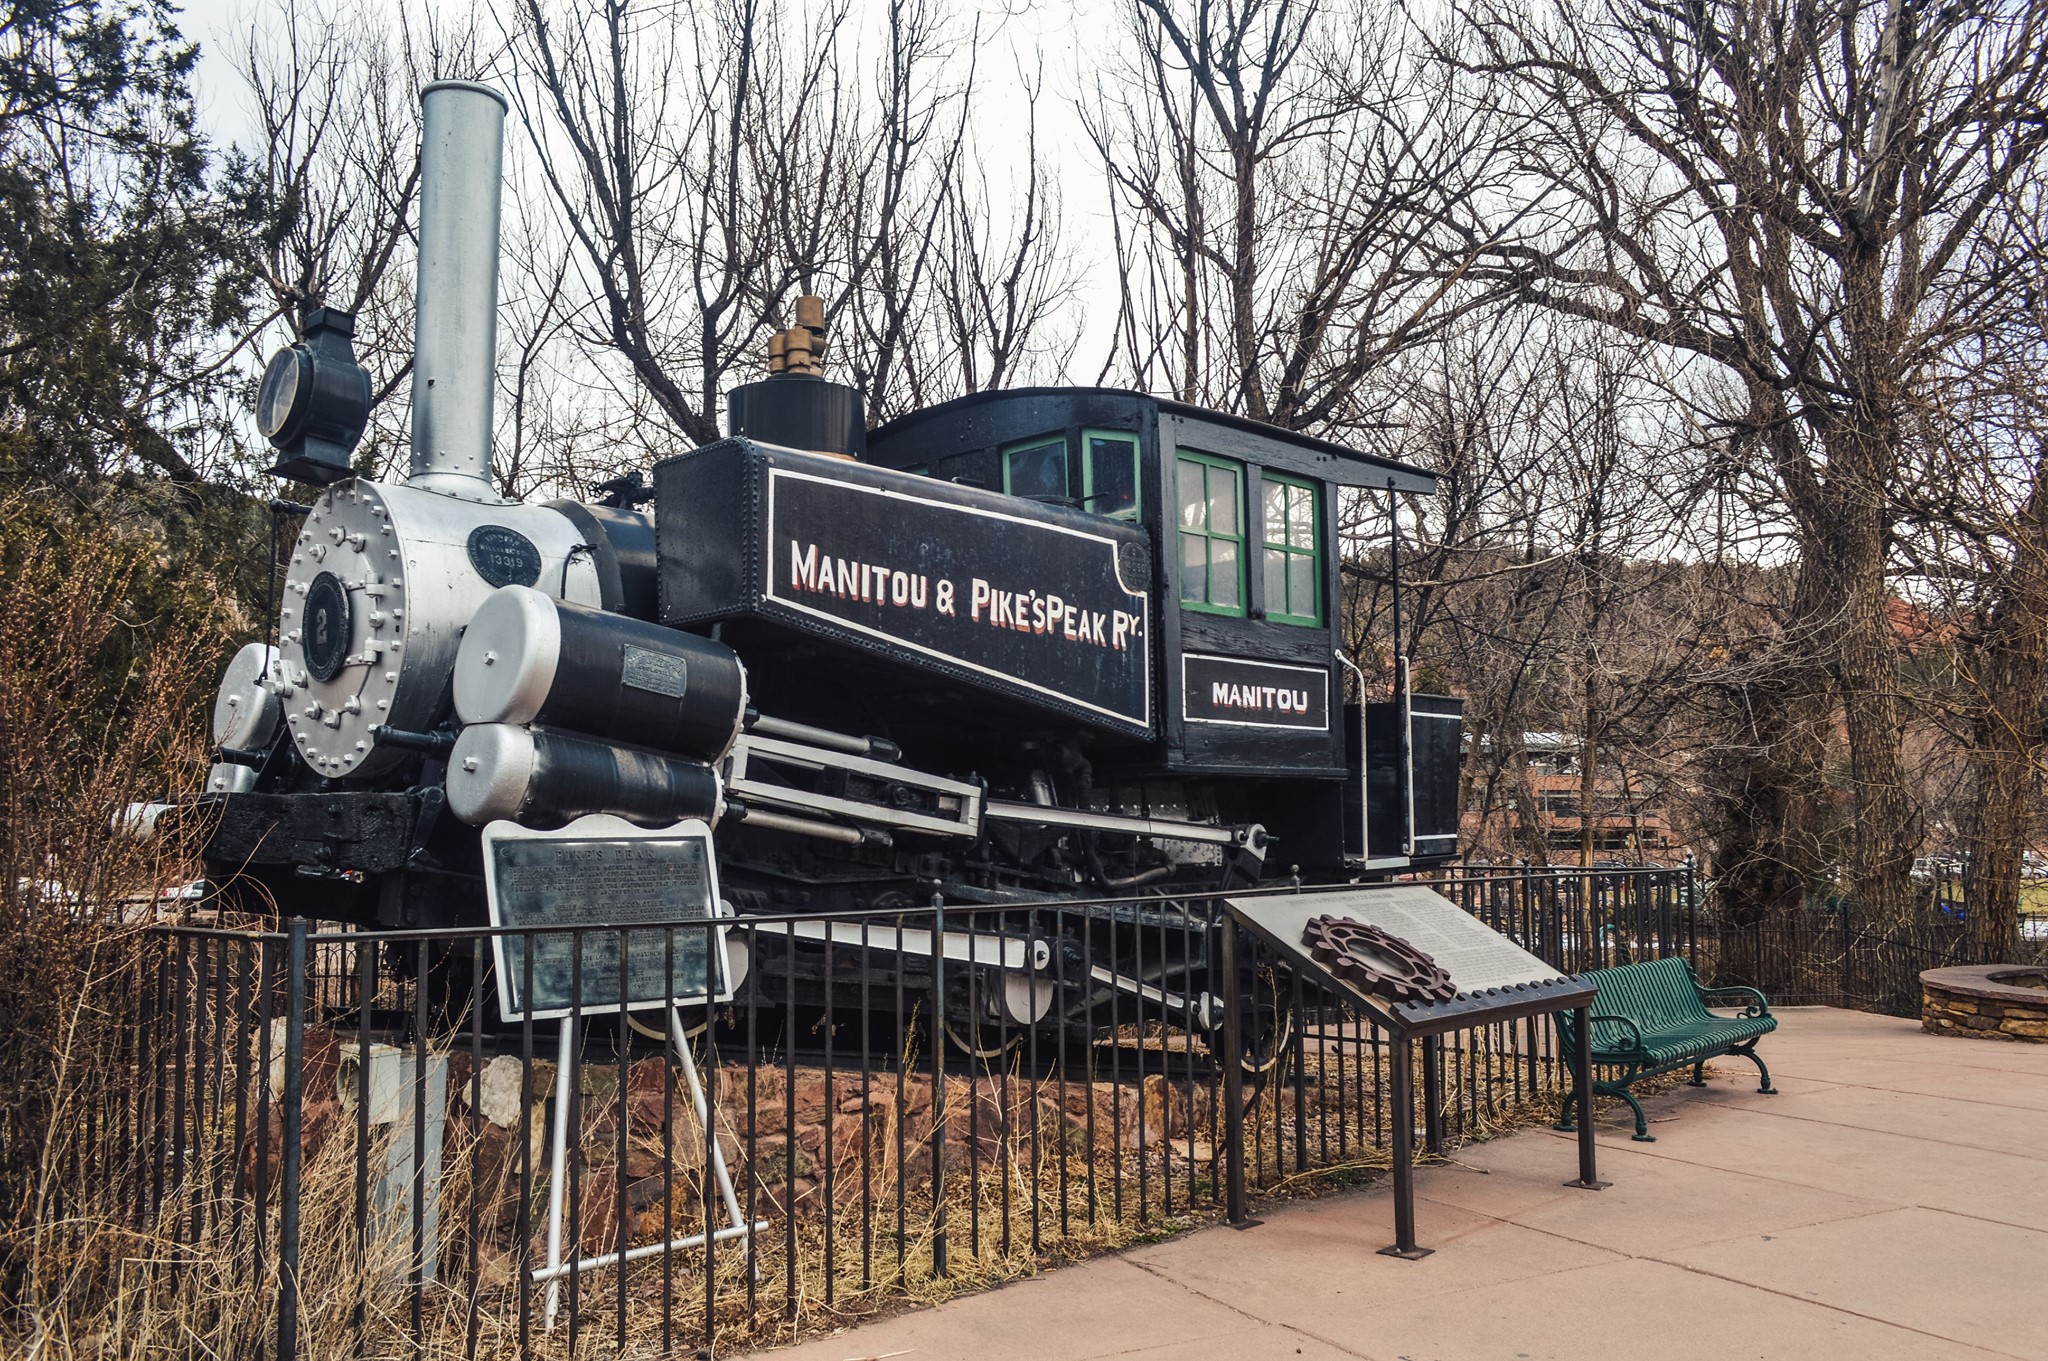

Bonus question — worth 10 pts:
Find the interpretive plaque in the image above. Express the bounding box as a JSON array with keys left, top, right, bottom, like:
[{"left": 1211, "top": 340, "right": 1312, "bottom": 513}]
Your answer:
[
  {"left": 482, "top": 815, "right": 732, "bottom": 1023},
  {"left": 1226, "top": 885, "right": 1589, "bottom": 1033},
  {"left": 1222, "top": 884, "right": 1607, "bottom": 1259}
]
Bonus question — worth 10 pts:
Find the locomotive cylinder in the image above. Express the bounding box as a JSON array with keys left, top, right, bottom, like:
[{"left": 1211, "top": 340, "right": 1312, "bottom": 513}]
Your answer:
[
  {"left": 212, "top": 642, "right": 282, "bottom": 754},
  {"left": 453, "top": 585, "right": 747, "bottom": 761},
  {"left": 446, "top": 724, "right": 723, "bottom": 827}
]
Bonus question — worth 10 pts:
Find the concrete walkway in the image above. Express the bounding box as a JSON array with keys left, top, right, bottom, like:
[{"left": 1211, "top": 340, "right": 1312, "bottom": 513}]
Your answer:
[{"left": 754, "top": 1008, "right": 2048, "bottom": 1361}]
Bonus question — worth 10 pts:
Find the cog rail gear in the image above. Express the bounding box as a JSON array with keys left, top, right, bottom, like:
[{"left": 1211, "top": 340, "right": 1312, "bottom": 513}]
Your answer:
[{"left": 1301, "top": 915, "right": 1457, "bottom": 1005}]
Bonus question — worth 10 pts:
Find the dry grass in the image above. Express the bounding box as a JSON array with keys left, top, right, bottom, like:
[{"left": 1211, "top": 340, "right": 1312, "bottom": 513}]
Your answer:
[
  {"left": 11, "top": 994, "right": 1651, "bottom": 1358},
  {"left": 0, "top": 493, "right": 241, "bottom": 1356}
]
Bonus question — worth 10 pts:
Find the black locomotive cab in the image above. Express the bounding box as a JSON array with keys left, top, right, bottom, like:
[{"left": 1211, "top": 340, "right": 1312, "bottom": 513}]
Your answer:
[{"left": 861, "top": 388, "right": 1458, "bottom": 872}]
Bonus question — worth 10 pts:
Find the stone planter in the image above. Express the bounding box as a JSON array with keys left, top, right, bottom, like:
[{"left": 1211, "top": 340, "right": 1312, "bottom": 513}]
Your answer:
[{"left": 1920, "top": 965, "right": 2048, "bottom": 1042}]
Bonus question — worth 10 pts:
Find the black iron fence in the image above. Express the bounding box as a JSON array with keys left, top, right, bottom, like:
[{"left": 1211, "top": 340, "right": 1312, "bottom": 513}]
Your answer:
[
  {"left": 66, "top": 867, "right": 1709, "bottom": 1357},
  {"left": 1457, "top": 859, "right": 2048, "bottom": 1017},
  {"left": 1702, "top": 901, "right": 2048, "bottom": 1015}
]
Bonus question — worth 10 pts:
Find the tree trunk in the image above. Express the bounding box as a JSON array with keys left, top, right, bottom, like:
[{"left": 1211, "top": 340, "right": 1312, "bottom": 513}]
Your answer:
[
  {"left": 1810, "top": 431, "right": 1920, "bottom": 928},
  {"left": 1963, "top": 740, "right": 2030, "bottom": 960},
  {"left": 1506, "top": 738, "right": 1549, "bottom": 867},
  {"left": 1961, "top": 475, "right": 2048, "bottom": 958},
  {"left": 1708, "top": 558, "right": 1835, "bottom": 929},
  {"left": 1231, "top": 144, "right": 1265, "bottom": 421}
]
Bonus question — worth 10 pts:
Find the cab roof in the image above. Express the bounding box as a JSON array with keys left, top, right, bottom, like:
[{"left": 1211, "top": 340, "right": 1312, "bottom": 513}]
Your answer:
[{"left": 866, "top": 387, "right": 1437, "bottom": 495}]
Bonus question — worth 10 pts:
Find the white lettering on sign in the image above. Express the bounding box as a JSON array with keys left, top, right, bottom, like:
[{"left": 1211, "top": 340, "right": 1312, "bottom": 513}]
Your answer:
[
  {"left": 787, "top": 536, "right": 1142, "bottom": 653},
  {"left": 790, "top": 541, "right": 931, "bottom": 610},
  {"left": 1210, "top": 681, "right": 1311, "bottom": 714},
  {"left": 963, "top": 578, "right": 1142, "bottom": 651},
  {"left": 1183, "top": 653, "right": 1330, "bottom": 730}
]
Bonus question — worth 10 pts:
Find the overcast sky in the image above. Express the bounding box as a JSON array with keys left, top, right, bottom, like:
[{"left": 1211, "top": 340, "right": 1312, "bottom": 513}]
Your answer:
[{"left": 173, "top": 0, "right": 1129, "bottom": 378}]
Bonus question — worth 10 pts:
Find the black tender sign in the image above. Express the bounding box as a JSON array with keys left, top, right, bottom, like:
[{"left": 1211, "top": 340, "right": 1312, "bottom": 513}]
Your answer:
[
  {"left": 1183, "top": 654, "right": 1330, "bottom": 730},
  {"left": 767, "top": 467, "right": 1151, "bottom": 730},
  {"left": 467, "top": 524, "right": 543, "bottom": 589}
]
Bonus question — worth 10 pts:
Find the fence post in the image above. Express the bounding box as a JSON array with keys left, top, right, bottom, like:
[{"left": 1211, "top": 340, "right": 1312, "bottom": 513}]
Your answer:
[
  {"left": 1220, "top": 920, "right": 1247, "bottom": 1225},
  {"left": 277, "top": 919, "right": 307, "bottom": 1361},
  {"left": 1420, "top": 1036, "right": 1444, "bottom": 1154},
  {"left": 927, "top": 894, "right": 947, "bottom": 1278},
  {"left": 1841, "top": 896, "right": 1854, "bottom": 1004},
  {"left": 1520, "top": 861, "right": 1533, "bottom": 960},
  {"left": 1684, "top": 855, "right": 1699, "bottom": 972}
]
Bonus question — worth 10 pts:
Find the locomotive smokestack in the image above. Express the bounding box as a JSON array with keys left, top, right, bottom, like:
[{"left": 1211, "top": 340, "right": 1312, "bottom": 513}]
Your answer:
[{"left": 408, "top": 81, "right": 508, "bottom": 501}]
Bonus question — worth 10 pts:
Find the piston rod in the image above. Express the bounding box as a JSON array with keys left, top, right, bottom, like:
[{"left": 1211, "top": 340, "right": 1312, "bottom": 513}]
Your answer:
[
  {"left": 744, "top": 709, "right": 900, "bottom": 763},
  {"left": 984, "top": 800, "right": 1251, "bottom": 847}
]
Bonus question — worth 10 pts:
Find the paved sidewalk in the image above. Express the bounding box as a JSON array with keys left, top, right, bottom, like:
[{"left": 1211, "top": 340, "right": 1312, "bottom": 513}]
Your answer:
[{"left": 752, "top": 1007, "right": 2048, "bottom": 1361}]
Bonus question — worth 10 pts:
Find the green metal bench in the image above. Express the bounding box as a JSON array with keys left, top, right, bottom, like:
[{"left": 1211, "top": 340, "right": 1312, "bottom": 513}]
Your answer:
[{"left": 1556, "top": 956, "right": 1777, "bottom": 1142}]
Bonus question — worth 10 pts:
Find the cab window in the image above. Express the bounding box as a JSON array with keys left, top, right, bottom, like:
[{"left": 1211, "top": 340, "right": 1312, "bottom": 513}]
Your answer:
[
  {"left": 1176, "top": 450, "right": 1245, "bottom": 615},
  {"left": 1082, "top": 430, "right": 1140, "bottom": 519},
  {"left": 1262, "top": 473, "right": 1321, "bottom": 625},
  {"left": 1002, "top": 435, "right": 1069, "bottom": 502}
]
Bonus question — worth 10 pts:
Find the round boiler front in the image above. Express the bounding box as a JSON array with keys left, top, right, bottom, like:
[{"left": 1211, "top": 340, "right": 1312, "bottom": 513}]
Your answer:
[{"left": 272, "top": 480, "right": 605, "bottom": 779}]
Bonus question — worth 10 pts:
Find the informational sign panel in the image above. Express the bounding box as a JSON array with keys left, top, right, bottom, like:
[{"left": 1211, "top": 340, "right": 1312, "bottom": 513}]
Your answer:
[
  {"left": 765, "top": 467, "right": 1152, "bottom": 731},
  {"left": 1183, "top": 654, "right": 1330, "bottom": 730},
  {"left": 1227, "top": 886, "right": 1590, "bottom": 1034},
  {"left": 482, "top": 815, "right": 731, "bottom": 1023}
]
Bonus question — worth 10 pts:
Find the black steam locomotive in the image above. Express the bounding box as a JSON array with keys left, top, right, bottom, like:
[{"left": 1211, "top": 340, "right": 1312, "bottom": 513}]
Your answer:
[{"left": 194, "top": 82, "right": 1461, "bottom": 1053}]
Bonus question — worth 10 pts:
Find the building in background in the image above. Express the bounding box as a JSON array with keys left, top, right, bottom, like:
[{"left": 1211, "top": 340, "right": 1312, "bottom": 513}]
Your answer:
[{"left": 1463, "top": 732, "right": 1677, "bottom": 863}]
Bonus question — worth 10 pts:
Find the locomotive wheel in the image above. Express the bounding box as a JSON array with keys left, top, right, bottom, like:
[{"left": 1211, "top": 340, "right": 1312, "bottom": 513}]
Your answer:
[
  {"left": 627, "top": 1011, "right": 708, "bottom": 1044},
  {"left": 1233, "top": 964, "right": 1297, "bottom": 1079},
  {"left": 942, "top": 1015, "right": 1025, "bottom": 1060}
]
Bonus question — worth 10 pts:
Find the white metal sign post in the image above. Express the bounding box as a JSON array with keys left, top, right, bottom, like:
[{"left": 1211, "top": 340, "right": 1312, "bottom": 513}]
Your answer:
[
  {"left": 530, "top": 1004, "right": 766, "bottom": 1329},
  {"left": 478, "top": 815, "right": 767, "bottom": 1329}
]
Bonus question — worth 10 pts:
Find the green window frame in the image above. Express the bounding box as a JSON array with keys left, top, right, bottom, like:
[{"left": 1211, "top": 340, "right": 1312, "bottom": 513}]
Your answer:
[
  {"left": 1001, "top": 434, "right": 1069, "bottom": 502},
  {"left": 1261, "top": 472, "right": 1322, "bottom": 625},
  {"left": 1081, "top": 429, "right": 1141, "bottom": 520},
  {"left": 1176, "top": 450, "right": 1246, "bottom": 615}
]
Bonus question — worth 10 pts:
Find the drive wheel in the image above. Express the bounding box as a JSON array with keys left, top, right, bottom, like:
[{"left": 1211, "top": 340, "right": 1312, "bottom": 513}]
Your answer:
[
  {"left": 942, "top": 1014, "right": 1025, "bottom": 1060},
  {"left": 1233, "top": 963, "right": 1297, "bottom": 1080},
  {"left": 627, "top": 1011, "right": 708, "bottom": 1044}
]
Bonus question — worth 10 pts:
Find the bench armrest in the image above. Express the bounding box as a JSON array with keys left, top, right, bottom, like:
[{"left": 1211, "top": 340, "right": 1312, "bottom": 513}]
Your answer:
[
  {"left": 1697, "top": 985, "right": 1772, "bottom": 1019},
  {"left": 1586, "top": 1014, "right": 1645, "bottom": 1052}
]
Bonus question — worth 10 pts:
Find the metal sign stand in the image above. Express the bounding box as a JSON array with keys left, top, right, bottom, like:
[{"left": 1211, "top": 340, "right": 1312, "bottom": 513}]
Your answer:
[
  {"left": 1223, "top": 889, "right": 1604, "bottom": 1259},
  {"left": 536, "top": 1004, "right": 768, "bottom": 1329}
]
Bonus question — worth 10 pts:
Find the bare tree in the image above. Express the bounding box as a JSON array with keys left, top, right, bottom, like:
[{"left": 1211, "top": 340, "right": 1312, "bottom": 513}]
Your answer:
[
  {"left": 1896, "top": 190, "right": 2048, "bottom": 954},
  {"left": 504, "top": 0, "right": 1067, "bottom": 447},
  {"left": 1337, "top": 307, "right": 1732, "bottom": 867},
  {"left": 1085, "top": 0, "right": 1493, "bottom": 435},
  {"left": 1430, "top": 0, "right": 2048, "bottom": 922},
  {"left": 929, "top": 64, "right": 1078, "bottom": 396}
]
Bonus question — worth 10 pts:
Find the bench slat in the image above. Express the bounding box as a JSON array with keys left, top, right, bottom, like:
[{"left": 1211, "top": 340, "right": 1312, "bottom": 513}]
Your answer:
[{"left": 1554, "top": 955, "right": 1779, "bottom": 1141}]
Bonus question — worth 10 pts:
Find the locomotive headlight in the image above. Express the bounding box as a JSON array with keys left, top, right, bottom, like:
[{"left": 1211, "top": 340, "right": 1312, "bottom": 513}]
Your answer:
[
  {"left": 260, "top": 307, "right": 372, "bottom": 485},
  {"left": 255, "top": 345, "right": 308, "bottom": 443}
]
